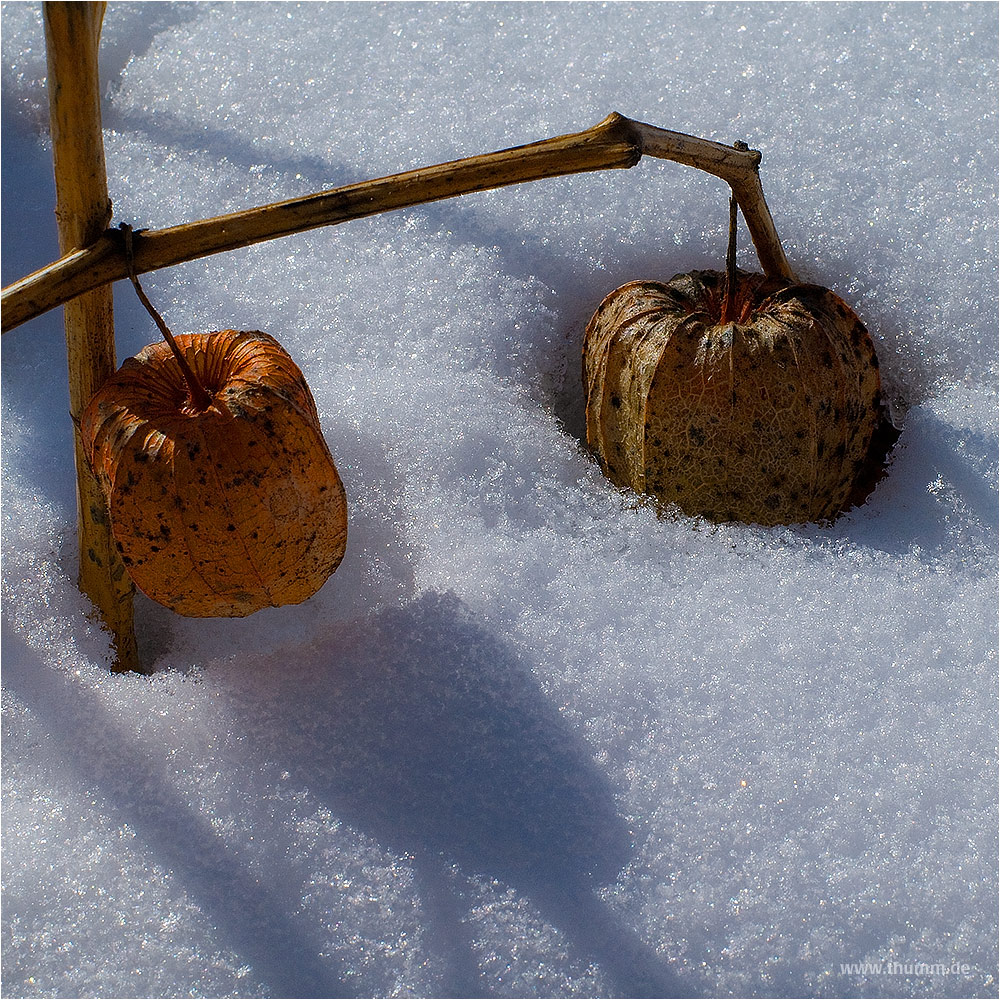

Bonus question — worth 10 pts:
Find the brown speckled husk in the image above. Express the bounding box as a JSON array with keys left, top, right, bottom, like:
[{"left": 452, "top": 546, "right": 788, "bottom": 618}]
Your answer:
[{"left": 583, "top": 271, "right": 881, "bottom": 525}]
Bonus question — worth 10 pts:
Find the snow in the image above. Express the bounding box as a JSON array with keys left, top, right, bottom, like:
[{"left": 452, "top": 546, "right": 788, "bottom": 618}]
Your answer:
[{"left": 1, "top": 2, "right": 997, "bottom": 998}]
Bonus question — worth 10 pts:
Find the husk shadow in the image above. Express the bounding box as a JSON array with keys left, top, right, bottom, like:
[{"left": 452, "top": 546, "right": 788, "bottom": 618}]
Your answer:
[{"left": 212, "top": 589, "right": 696, "bottom": 998}]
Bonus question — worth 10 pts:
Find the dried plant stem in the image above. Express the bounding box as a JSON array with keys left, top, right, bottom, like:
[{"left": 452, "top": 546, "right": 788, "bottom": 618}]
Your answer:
[
  {"left": 121, "top": 225, "right": 212, "bottom": 411},
  {"left": 44, "top": 1, "right": 141, "bottom": 671},
  {"left": 721, "top": 194, "right": 740, "bottom": 325},
  {"left": 2, "top": 113, "right": 793, "bottom": 333}
]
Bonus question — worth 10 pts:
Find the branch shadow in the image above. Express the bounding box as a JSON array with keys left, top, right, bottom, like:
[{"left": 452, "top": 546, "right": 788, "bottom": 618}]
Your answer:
[{"left": 0, "top": 616, "right": 355, "bottom": 999}]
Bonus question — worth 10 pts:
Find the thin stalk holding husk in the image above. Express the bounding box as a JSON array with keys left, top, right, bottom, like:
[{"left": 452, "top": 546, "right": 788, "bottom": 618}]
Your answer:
[
  {"left": 121, "top": 224, "right": 212, "bottom": 411},
  {"left": 721, "top": 194, "right": 740, "bottom": 324}
]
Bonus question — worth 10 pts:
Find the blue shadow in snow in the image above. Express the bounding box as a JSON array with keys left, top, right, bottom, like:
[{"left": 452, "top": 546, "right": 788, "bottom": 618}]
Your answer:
[
  {"left": 816, "top": 402, "right": 997, "bottom": 559},
  {"left": 0, "top": 616, "right": 355, "bottom": 999},
  {"left": 2, "top": 590, "right": 696, "bottom": 999},
  {"left": 219, "top": 590, "right": 695, "bottom": 998}
]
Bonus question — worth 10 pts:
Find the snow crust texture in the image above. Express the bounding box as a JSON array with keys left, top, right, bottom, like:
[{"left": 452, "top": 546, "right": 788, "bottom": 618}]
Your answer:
[{"left": 2, "top": 3, "right": 997, "bottom": 998}]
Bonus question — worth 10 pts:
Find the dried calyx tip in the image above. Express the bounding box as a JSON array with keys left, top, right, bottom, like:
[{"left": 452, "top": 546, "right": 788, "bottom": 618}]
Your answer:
[{"left": 120, "top": 223, "right": 212, "bottom": 411}]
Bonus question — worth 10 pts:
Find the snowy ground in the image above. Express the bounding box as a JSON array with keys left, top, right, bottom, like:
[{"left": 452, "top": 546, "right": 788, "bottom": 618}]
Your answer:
[{"left": 1, "top": 3, "right": 997, "bottom": 998}]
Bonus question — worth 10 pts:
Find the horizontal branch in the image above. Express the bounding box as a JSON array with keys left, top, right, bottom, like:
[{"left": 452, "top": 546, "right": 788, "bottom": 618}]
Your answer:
[{"left": 2, "top": 113, "right": 793, "bottom": 333}]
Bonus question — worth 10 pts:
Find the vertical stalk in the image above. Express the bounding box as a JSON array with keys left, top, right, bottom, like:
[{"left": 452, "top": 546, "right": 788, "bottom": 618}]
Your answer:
[
  {"left": 721, "top": 194, "right": 739, "bottom": 324},
  {"left": 45, "top": 1, "right": 141, "bottom": 672}
]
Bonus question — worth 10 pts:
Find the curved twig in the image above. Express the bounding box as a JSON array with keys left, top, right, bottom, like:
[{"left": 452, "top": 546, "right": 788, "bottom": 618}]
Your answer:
[{"left": 1, "top": 113, "right": 793, "bottom": 333}]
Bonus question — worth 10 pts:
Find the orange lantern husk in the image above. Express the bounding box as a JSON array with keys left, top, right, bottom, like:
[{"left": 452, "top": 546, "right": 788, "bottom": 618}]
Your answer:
[{"left": 82, "top": 330, "right": 347, "bottom": 617}]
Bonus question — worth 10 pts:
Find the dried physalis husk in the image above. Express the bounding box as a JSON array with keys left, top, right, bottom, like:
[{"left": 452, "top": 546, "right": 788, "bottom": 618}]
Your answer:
[
  {"left": 82, "top": 330, "right": 347, "bottom": 617},
  {"left": 583, "top": 270, "right": 882, "bottom": 525}
]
